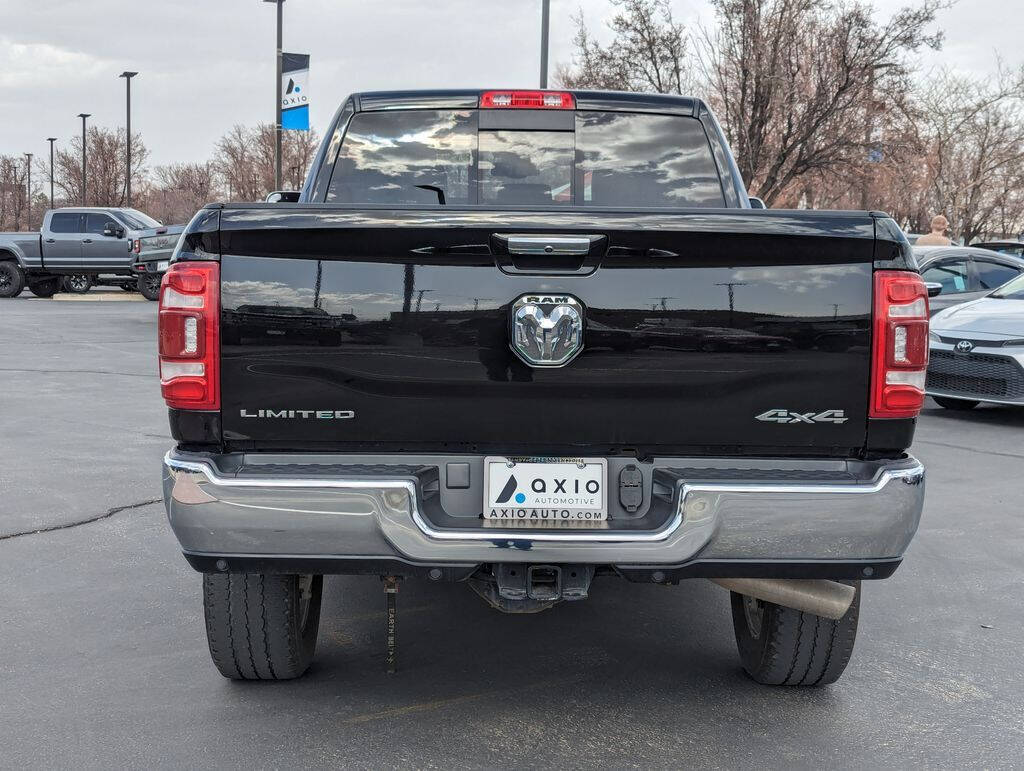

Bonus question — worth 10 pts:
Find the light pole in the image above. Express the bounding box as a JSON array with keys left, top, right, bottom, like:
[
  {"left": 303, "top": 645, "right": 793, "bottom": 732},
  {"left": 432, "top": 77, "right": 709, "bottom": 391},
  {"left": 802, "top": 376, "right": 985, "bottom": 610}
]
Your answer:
[
  {"left": 264, "top": 0, "right": 285, "bottom": 191},
  {"left": 540, "top": 0, "right": 550, "bottom": 88},
  {"left": 715, "top": 282, "right": 748, "bottom": 326},
  {"left": 46, "top": 138, "right": 57, "bottom": 209},
  {"left": 77, "top": 113, "right": 90, "bottom": 206},
  {"left": 120, "top": 71, "right": 138, "bottom": 207},
  {"left": 24, "top": 153, "right": 33, "bottom": 227}
]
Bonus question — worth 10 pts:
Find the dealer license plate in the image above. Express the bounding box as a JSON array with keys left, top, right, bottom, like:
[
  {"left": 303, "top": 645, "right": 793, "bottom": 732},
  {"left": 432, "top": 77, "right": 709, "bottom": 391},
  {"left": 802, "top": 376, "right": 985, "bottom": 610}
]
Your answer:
[{"left": 483, "top": 457, "right": 608, "bottom": 522}]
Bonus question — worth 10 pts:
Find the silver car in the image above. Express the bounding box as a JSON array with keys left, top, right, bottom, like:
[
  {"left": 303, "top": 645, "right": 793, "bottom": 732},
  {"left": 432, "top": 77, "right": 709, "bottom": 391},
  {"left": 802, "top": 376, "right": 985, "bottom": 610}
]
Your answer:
[
  {"left": 915, "top": 245, "right": 1024, "bottom": 314},
  {"left": 927, "top": 271, "right": 1024, "bottom": 409}
]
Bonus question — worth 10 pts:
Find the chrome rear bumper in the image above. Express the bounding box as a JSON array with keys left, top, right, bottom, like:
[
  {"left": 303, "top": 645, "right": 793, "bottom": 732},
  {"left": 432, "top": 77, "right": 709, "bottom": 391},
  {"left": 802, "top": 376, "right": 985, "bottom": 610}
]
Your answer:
[{"left": 163, "top": 450, "right": 924, "bottom": 576}]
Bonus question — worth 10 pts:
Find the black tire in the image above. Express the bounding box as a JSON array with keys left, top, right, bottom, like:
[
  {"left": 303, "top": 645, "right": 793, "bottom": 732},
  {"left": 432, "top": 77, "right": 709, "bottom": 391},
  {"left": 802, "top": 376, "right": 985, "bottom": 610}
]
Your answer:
[
  {"left": 62, "top": 274, "right": 93, "bottom": 294},
  {"left": 203, "top": 573, "right": 323, "bottom": 680},
  {"left": 0, "top": 261, "right": 25, "bottom": 298},
  {"left": 730, "top": 581, "right": 860, "bottom": 686},
  {"left": 933, "top": 396, "right": 979, "bottom": 411},
  {"left": 137, "top": 273, "right": 162, "bottom": 301},
  {"left": 28, "top": 277, "right": 62, "bottom": 298}
]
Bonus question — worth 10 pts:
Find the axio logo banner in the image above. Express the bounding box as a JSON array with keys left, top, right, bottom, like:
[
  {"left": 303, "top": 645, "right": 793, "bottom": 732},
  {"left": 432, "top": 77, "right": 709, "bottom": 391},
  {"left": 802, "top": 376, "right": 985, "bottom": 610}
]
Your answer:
[{"left": 281, "top": 52, "right": 310, "bottom": 131}]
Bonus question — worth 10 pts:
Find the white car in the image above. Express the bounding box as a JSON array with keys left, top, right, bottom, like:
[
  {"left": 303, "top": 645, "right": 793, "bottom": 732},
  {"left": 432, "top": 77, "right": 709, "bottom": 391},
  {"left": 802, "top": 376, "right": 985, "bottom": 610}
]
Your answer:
[{"left": 927, "top": 272, "right": 1024, "bottom": 409}]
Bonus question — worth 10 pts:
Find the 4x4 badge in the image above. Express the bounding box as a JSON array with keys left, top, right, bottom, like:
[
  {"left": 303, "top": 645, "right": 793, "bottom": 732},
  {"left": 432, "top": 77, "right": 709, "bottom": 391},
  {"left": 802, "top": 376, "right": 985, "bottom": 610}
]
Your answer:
[{"left": 756, "top": 409, "right": 848, "bottom": 424}]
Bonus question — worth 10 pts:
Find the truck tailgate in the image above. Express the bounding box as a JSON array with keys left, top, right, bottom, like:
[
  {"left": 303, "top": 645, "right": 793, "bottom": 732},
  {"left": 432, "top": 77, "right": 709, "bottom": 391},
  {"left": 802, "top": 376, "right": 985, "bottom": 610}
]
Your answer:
[{"left": 217, "top": 206, "right": 876, "bottom": 456}]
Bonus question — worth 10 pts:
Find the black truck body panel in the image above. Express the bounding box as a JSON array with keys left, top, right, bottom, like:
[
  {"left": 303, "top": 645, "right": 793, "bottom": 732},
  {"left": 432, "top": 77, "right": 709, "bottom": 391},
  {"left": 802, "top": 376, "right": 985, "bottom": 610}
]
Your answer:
[{"left": 211, "top": 206, "right": 881, "bottom": 457}]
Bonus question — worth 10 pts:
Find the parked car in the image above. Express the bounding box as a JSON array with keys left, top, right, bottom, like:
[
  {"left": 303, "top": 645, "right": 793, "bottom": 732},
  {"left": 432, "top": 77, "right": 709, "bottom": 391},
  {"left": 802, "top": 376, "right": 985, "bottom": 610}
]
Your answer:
[
  {"left": 927, "top": 271, "right": 1024, "bottom": 410},
  {"left": 0, "top": 207, "right": 181, "bottom": 298},
  {"left": 159, "top": 89, "right": 927, "bottom": 685},
  {"left": 973, "top": 240, "right": 1024, "bottom": 257},
  {"left": 914, "top": 245, "right": 1024, "bottom": 314},
  {"left": 131, "top": 227, "right": 186, "bottom": 300}
]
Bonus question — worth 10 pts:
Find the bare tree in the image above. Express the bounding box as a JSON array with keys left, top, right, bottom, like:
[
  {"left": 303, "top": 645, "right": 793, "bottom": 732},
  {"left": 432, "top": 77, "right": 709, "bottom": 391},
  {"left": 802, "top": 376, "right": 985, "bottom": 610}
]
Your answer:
[
  {"left": 698, "top": 0, "right": 945, "bottom": 205},
  {"left": 804, "top": 65, "right": 1024, "bottom": 242},
  {"left": 913, "top": 67, "right": 1024, "bottom": 241},
  {"left": 145, "top": 162, "right": 221, "bottom": 225},
  {"left": 556, "top": 0, "right": 689, "bottom": 93},
  {"left": 52, "top": 127, "right": 148, "bottom": 208},
  {"left": 0, "top": 155, "right": 29, "bottom": 231},
  {"left": 214, "top": 124, "right": 320, "bottom": 201}
]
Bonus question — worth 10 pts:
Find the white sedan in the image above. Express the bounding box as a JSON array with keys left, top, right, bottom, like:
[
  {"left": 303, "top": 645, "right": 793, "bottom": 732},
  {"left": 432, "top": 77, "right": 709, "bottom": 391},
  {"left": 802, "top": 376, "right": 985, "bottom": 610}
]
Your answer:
[{"left": 927, "top": 272, "right": 1024, "bottom": 409}]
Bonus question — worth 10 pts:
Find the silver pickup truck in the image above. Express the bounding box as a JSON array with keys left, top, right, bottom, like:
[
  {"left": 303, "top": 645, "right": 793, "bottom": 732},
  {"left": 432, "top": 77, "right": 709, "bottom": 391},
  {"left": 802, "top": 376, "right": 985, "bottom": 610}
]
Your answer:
[{"left": 0, "top": 207, "right": 183, "bottom": 298}]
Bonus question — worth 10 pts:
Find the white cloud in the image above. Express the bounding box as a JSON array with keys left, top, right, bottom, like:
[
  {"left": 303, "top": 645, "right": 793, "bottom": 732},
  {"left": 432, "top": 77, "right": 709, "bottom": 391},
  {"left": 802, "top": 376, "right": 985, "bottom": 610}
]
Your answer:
[{"left": 0, "top": 39, "right": 110, "bottom": 88}]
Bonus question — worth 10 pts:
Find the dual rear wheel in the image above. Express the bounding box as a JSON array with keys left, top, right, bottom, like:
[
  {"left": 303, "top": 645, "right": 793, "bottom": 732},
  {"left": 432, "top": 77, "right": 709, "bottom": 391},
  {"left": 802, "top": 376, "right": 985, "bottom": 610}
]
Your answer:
[
  {"left": 730, "top": 581, "right": 860, "bottom": 686},
  {"left": 203, "top": 573, "right": 323, "bottom": 680},
  {"left": 201, "top": 572, "right": 860, "bottom": 685}
]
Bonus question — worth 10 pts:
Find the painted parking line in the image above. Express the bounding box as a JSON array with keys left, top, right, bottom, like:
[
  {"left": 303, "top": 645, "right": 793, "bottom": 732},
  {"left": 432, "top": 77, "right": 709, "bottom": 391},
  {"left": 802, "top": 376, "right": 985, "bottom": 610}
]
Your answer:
[{"left": 51, "top": 293, "right": 148, "bottom": 302}]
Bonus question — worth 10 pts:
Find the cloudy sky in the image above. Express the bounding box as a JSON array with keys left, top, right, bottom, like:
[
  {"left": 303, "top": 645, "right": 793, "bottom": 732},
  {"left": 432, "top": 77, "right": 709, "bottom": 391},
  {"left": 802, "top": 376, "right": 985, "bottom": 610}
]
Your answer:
[{"left": 1, "top": 0, "right": 1019, "bottom": 167}]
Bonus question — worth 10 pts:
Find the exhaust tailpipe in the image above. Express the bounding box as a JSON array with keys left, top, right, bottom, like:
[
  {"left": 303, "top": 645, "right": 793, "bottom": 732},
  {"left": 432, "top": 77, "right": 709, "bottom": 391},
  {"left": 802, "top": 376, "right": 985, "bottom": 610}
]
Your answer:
[{"left": 710, "top": 578, "right": 856, "bottom": 620}]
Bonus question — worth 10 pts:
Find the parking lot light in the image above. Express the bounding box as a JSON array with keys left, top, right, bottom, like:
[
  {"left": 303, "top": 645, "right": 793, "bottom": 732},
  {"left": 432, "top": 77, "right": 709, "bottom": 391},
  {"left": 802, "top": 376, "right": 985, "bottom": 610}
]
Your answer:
[
  {"left": 119, "top": 72, "right": 139, "bottom": 207},
  {"left": 77, "top": 113, "right": 90, "bottom": 206},
  {"left": 46, "top": 138, "right": 57, "bottom": 209}
]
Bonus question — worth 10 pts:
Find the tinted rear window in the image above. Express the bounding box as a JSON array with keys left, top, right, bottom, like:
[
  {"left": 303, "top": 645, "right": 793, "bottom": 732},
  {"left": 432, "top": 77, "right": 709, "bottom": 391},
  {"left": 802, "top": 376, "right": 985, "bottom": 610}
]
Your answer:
[
  {"left": 326, "top": 109, "right": 724, "bottom": 208},
  {"left": 575, "top": 112, "right": 725, "bottom": 207},
  {"left": 49, "top": 212, "right": 80, "bottom": 233},
  {"left": 329, "top": 110, "right": 475, "bottom": 205},
  {"left": 974, "top": 260, "right": 1020, "bottom": 290},
  {"left": 479, "top": 130, "right": 574, "bottom": 206}
]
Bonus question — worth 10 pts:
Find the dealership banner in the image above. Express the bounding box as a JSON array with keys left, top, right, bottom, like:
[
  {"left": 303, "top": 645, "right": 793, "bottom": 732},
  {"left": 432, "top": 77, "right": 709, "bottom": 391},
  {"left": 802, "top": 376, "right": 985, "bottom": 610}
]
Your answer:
[{"left": 282, "top": 52, "right": 310, "bottom": 130}]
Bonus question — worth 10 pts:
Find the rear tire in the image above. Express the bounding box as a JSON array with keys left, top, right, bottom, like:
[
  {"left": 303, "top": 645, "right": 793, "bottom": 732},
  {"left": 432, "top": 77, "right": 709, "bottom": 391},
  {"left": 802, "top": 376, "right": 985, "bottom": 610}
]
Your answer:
[
  {"left": 730, "top": 581, "right": 860, "bottom": 686},
  {"left": 203, "top": 573, "right": 323, "bottom": 680},
  {"left": 137, "top": 273, "right": 162, "bottom": 301},
  {"left": 0, "top": 261, "right": 25, "bottom": 298},
  {"left": 62, "top": 274, "right": 93, "bottom": 294},
  {"left": 933, "top": 396, "right": 979, "bottom": 410},
  {"left": 28, "top": 277, "right": 61, "bottom": 297}
]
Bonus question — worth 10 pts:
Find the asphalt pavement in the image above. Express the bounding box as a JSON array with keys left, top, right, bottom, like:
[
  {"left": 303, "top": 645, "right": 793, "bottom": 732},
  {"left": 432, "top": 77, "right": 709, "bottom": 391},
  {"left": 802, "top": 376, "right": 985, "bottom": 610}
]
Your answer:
[{"left": 1, "top": 293, "right": 1022, "bottom": 769}]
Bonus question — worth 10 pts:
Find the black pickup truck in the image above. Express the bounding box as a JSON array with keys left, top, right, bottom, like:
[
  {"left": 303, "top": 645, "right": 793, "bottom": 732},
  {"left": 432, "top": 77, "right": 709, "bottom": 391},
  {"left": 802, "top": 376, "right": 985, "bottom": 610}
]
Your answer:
[{"left": 160, "top": 90, "right": 928, "bottom": 684}]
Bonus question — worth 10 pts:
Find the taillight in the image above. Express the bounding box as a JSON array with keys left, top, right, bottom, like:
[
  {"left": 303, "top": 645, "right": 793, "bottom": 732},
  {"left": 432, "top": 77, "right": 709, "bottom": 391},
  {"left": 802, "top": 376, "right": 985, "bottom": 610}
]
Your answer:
[
  {"left": 870, "top": 271, "right": 929, "bottom": 418},
  {"left": 133, "top": 238, "right": 141, "bottom": 253},
  {"left": 480, "top": 90, "right": 574, "bottom": 109},
  {"left": 158, "top": 262, "right": 219, "bottom": 410}
]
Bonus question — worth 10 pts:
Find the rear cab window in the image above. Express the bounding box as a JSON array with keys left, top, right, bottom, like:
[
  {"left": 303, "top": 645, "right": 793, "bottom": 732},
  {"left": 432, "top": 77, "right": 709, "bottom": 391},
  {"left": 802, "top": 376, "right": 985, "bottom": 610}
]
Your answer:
[
  {"left": 48, "top": 212, "right": 82, "bottom": 233},
  {"left": 326, "top": 106, "right": 725, "bottom": 208}
]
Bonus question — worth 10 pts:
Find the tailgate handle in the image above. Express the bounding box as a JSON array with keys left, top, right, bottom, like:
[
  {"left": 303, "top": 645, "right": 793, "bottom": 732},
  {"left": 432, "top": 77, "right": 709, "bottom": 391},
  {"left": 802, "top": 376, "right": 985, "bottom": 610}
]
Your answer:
[
  {"left": 492, "top": 233, "right": 607, "bottom": 276},
  {"left": 504, "top": 234, "right": 600, "bottom": 256}
]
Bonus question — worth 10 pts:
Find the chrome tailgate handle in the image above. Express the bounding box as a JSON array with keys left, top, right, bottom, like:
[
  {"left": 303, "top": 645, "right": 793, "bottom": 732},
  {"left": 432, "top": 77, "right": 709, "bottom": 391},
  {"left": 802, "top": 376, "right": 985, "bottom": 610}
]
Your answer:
[{"left": 503, "top": 234, "right": 603, "bottom": 256}]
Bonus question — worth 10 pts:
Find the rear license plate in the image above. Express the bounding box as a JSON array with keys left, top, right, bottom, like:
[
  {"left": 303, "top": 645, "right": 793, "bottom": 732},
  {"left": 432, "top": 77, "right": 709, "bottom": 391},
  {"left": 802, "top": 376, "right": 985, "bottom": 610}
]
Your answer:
[
  {"left": 483, "top": 456, "right": 608, "bottom": 522},
  {"left": 157, "top": 260, "right": 169, "bottom": 271}
]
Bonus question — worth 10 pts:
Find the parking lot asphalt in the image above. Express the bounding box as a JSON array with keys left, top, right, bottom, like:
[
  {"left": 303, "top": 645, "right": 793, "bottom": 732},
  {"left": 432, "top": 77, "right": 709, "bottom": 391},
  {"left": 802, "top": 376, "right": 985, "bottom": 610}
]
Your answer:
[{"left": 1, "top": 294, "right": 1022, "bottom": 769}]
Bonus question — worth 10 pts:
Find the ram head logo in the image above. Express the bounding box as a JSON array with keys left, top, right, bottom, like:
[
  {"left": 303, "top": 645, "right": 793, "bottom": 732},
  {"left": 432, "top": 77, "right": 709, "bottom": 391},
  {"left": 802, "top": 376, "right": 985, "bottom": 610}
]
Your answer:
[{"left": 510, "top": 294, "right": 584, "bottom": 367}]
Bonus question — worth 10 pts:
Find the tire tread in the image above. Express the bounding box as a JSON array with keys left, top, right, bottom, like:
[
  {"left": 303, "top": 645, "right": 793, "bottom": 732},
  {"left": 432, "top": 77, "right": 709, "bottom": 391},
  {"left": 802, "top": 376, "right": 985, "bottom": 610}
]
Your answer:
[
  {"left": 730, "top": 581, "right": 860, "bottom": 687},
  {"left": 202, "top": 573, "right": 321, "bottom": 680}
]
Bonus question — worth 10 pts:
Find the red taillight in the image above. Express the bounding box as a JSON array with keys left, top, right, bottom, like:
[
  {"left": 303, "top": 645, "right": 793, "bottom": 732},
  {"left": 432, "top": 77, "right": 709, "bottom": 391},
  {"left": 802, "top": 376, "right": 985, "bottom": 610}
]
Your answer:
[
  {"left": 480, "top": 90, "right": 574, "bottom": 109},
  {"left": 158, "top": 262, "right": 219, "bottom": 411},
  {"left": 870, "top": 271, "right": 929, "bottom": 419}
]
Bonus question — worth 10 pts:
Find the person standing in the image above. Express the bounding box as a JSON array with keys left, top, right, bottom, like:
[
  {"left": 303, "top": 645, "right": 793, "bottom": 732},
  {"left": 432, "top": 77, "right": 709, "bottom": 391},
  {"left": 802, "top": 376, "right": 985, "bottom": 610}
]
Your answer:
[{"left": 916, "top": 215, "right": 952, "bottom": 246}]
